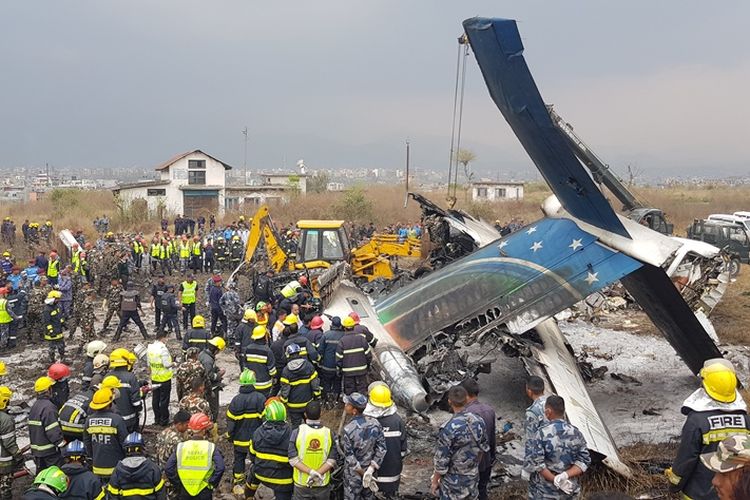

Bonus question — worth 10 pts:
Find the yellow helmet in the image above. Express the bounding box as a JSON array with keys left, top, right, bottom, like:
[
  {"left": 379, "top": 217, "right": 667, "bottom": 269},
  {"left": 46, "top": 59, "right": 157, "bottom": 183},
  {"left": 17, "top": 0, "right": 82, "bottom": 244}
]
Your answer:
[
  {"left": 369, "top": 383, "right": 393, "bottom": 408},
  {"left": 47, "top": 290, "right": 62, "bottom": 300},
  {"left": 342, "top": 316, "right": 356, "bottom": 328},
  {"left": 243, "top": 309, "right": 257, "bottom": 322},
  {"left": 282, "top": 313, "right": 298, "bottom": 326},
  {"left": 701, "top": 363, "right": 738, "bottom": 403},
  {"left": 89, "top": 387, "right": 115, "bottom": 410},
  {"left": 1, "top": 252, "right": 9, "bottom": 258},
  {"left": 109, "top": 348, "right": 131, "bottom": 368},
  {"left": 208, "top": 337, "right": 226, "bottom": 351},
  {"left": 99, "top": 375, "right": 122, "bottom": 390},
  {"left": 34, "top": 376, "right": 56, "bottom": 393},
  {"left": 0, "top": 361, "right": 5, "bottom": 376},
  {"left": 251, "top": 325, "right": 267, "bottom": 340},
  {"left": 192, "top": 315, "right": 206, "bottom": 328},
  {"left": 0, "top": 386, "right": 12, "bottom": 410}
]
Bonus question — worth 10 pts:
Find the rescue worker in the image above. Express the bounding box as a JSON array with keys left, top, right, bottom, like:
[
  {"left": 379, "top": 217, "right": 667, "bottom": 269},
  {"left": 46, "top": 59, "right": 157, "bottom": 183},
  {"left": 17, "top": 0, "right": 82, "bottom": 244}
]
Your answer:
[
  {"left": 363, "top": 383, "right": 407, "bottom": 498},
  {"left": 305, "top": 316, "right": 325, "bottom": 347},
  {"left": 246, "top": 401, "right": 293, "bottom": 500},
  {"left": 282, "top": 314, "right": 319, "bottom": 366},
  {"left": 59, "top": 387, "right": 94, "bottom": 442},
  {"left": 432, "top": 385, "right": 490, "bottom": 500},
  {"left": 279, "top": 344, "right": 321, "bottom": 429},
  {"left": 109, "top": 349, "right": 143, "bottom": 433},
  {"left": 182, "top": 315, "right": 209, "bottom": 353},
  {"left": 150, "top": 275, "right": 169, "bottom": 334},
  {"left": 155, "top": 410, "right": 190, "bottom": 468},
  {"left": 288, "top": 401, "right": 337, "bottom": 499},
  {"left": 101, "top": 278, "right": 123, "bottom": 333},
  {"left": 190, "top": 237, "right": 202, "bottom": 273},
  {"left": 58, "top": 270, "right": 73, "bottom": 320},
  {"left": 214, "top": 238, "right": 227, "bottom": 272},
  {"left": 317, "top": 317, "right": 344, "bottom": 407},
  {"left": 336, "top": 316, "right": 371, "bottom": 396},
  {"left": 349, "top": 312, "right": 376, "bottom": 348},
  {"left": 219, "top": 283, "right": 242, "bottom": 345},
  {"left": 229, "top": 236, "right": 243, "bottom": 269},
  {"left": 43, "top": 290, "right": 66, "bottom": 363},
  {"left": 461, "top": 378, "right": 496, "bottom": 500},
  {"left": 147, "top": 329, "right": 174, "bottom": 426},
  {"left": 105, "top": 432, "right": 165, "bottom": 500},
  {"left": 179, "top": 379, "right": 211, "bottom": 418},
  {"left": 0, "top": 386, "right": 22, "bottom": 500},
  {"left": 29, "top": 376, "right": 66, "bottom": 470},
  {"left": 243, "top": 325, "right": 276, "bottom": 397},
  {"left": 667, "top": 359, "right": 750, "bottom": 500},
  {"left": 48, "top": 363, "right": 71, "bottom": 409},
  {"left": 174, "top": 348, "right": 206, "bottom": 401},
  {"left": 22, "top": 466, "right": 69, "bottom": 500},
  {"left": 0, "top": 288, "right": 19, "bottom": 349},
  {"left": 225, "top": 369, "right": 266, "bottom": 491},
  {"left": 165, "top": 413, "right": 225, "bottom": 500},
  {"left": 234, "top": 309, "right": 257, "bottom": 359},
  {"left": 60, "top": 440, "right": 101, "bottom": 500},
  {"left": 198, "top": 337, "right": 226, "bottom": 421},
  {"left": 179, "top": 275, "right": 198, "bottom": 331},
  {"left": 46, "top": 252, "right": 60, "bottom": 286},
  {"left": 523, "top": 395, "right": 591, "bottom": 499},
  {"left": 82, "top": 340, "right": 108, "bottom": 391},
  {"left": 178, "top": 237, "right": 191, "bottom": 275},
  {"left": 6, "top": 283, "right": 27, "bottom": 348},
  {"left": 159, "top": 284, "right": 181, "bottom": 340},
  {"left": 342, "top": 392, "right": 386, "bottom": 500},
  {"left": 112, "top": 281, "right": 150, "bottom": 341},
  {"left": 207, "top": 276, "right": 225, "bottom": 336},
  {"left": 84, "top": 387, "right": 128, "bottom": 481}
]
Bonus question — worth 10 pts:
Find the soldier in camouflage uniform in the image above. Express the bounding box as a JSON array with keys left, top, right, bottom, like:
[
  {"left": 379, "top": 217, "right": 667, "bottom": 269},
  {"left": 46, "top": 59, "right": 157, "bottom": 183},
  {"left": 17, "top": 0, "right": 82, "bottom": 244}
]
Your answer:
[
  {"left": 432, "top": 386, "right": 489, "bottom": 500},
  {"left": 155, "top": 409, "right": 190, "bottom": 500},
  {"left": 70, "top": 288, "right": 97, "bottom": 343},
  {"left": 174, "top": 347, "right": 207, "bottom": 400},
  {"left": 26, "top": 277, "right": 51, "bottom": 343},
  {"left": 219, "top": 282, "right": 242, "bottom": 344},
  {"left": 523, "top": 376, "right": 549, "bottom": 481},
  {"left": 178, "top": 378, "right": 211, "bottom": 416},
  {"left": 342, "top": 392, "right": 387, "bottom": 500},
  {"left": 100, "top": 277, "right": 122, "bottom": 332},
  {"left": 523, "top": 395, "right": 590, "bottom": 500}
]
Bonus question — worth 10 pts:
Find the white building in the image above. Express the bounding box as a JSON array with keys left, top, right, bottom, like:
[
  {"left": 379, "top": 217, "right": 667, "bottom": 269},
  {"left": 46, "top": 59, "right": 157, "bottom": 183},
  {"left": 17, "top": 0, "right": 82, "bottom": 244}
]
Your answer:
[
  {"left": 112, "top": 150, "right": 232, "bottom": 217},
  {"left": 224, "top": 172, "right": 307, "bottom": 211},
  {"left": 470, "top": 181, "right": 524, "bottom": 202}
]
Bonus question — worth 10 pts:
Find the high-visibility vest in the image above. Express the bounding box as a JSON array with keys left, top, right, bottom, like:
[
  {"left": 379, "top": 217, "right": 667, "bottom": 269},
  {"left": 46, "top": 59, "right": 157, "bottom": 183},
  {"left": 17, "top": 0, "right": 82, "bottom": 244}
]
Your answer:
[
  {"left": 293, "top": 424, "right": 332, "bottom": 487},
  {"left": 151, "top": 244, "right": 160, "bottom": 257},
  {"left": 181, "top": 281, "right": 197, "bottom": 305},
  {"left": 179, "top": 243, "right": 191, "bottom": 259},
  {"left": 159, "top": 244, "right": 167, "bottom": 260},
  {"left": 176, "top": 440, "right": 215, "bottom": 496},
  {"left": 133, "top": 241, "right": 143, "bottom": 255},
  {"left": 71, "top": 249, "right": 80, "bottom": 269},
  {"left": 281, "top": 281, "right": 300, "bottom": 299},
  {"left": 47, "top": 259, "right": 59, "bottom": 278},
  {"left": 192, "top": 243, "right": 202, "bottom": 256},
  {"left": 0, "top": 299, "right": 11, "bottom": 324},
  {"left": 147, "top": 344, "right": 173, "bottom": 383}
]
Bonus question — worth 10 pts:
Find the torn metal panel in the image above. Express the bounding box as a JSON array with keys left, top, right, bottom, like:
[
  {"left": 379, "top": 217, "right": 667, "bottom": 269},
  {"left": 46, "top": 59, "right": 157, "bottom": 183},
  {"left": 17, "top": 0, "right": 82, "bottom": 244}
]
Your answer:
[
  {"left": 376, "top": 217, "right": 641, "bottom": 351},
  {"left": 524, "top": 319, "right": 631, "bottom": 477}
]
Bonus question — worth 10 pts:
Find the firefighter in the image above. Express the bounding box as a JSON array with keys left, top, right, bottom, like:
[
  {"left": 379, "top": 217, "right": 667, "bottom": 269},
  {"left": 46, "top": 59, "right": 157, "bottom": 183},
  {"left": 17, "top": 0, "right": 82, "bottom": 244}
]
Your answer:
[
  {"left": 288, "top": 400, "right": 337, "bottom": 499},
  {"left": 22, "top": 466, "right": 69, "bottom": 500},
  {"left": 43, "top": 290, "right": 65, "bottom": 364},
  {"left": 317, "top": 316, "right": 344, "bottom": 407},
  {"left": 667, "top": 359, "right": 750, "bottom": 499},
  {"left": 83, "top": 387, "right": 128, "bottom": 481},
  {"left": 335, "top": 316, "right": 371, "bottom": 396},
  {"left": 198, "top": 337, "right": 226, "bottom": 421},
  {"left": 182, "top": 315, "right": 210, "bottom": 353},
  {"left": 82, "top": 340, "right": 108, "bottom": 391},
  {"left": 243, "top": 325, "right": 277, "bottom": 398},
  {"left": 234, "top": 309, "right": 257, "bottom": 359},
  {"left": 0, "top": 288, "right": 19, "bottom": 350},
  {"left": 282, "top": 314, "right": 319, "bottom": 366},
  {"left": 279, "top": 344, "right": 321, "bottom": 429},
  {"left": 349, "top": 312, "right": 376, "bottom": 348},
  {"left": 229, "top": 236, "right": 243, "bottom": 269},
  {"left": 109, "top": 349, "right": 143, "bottom": 433},
  {"left": 60, "top": 440, "right": 101, "bottom": 500},
  {"left": 48, "top": 363, "right": 71, "bottom": 409},
  {"left": 246, "top": 401, "right": 293, "bottom": 500},
  {"left": 29, "top": 376, "right": 66, "bottom": 470},
  {"left": 364, "top": 383, "right": 407, "bottom": 498},
  {"left": 104, "top": 432, "right": 165, "bottom": 500},
  {"left": 165, "top": 413, "right": 225, "bottom": 500},
  {"left": 0, "top": 386, "right": 22, "bottom": 500},
  {"left": 59, "top": 387, "right": 95, "bottom": 442},
  {"left": 225, "top": 369, "right": 266, "bottom": 492}
]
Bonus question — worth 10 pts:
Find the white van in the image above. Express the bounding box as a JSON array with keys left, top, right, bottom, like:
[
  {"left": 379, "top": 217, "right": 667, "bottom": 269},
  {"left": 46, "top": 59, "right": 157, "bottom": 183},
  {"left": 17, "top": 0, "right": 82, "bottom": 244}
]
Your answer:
[
  {"left": 707, "top": 214, "right": 750, "bottom": 232},
  {"left": 733, "top": 211, "right": 750, "bottom": 220}
]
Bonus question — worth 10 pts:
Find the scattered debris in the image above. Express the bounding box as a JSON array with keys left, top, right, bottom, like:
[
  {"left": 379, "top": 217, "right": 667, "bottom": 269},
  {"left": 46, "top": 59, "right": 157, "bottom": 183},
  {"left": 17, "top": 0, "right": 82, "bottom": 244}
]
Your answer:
[{"left": 611, "top": 373, "right": 643, "bottom": 385}]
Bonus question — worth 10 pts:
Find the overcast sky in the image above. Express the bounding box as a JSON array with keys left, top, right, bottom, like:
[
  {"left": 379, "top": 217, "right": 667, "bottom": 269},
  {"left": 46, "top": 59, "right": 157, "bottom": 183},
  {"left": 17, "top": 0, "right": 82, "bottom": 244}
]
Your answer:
[{"left": 1, "top": 1, "right": 748, "bottom": 178}]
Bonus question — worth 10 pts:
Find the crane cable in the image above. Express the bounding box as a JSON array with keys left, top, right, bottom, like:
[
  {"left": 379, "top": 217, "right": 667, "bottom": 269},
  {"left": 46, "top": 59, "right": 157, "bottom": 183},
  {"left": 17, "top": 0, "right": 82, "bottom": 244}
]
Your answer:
[{"left": 447, "top": 34, "right": 470, "bottom": 203}]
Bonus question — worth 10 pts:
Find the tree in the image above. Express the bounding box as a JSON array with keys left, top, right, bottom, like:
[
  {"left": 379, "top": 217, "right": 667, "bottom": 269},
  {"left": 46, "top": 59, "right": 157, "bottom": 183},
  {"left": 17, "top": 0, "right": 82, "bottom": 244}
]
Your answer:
[
  {"left": 455, "top": 148, "right": 477, "bottom": 183},
  {"left": 307, "top": 171, "right": 330, "bottom": 194},
  {"left": 332, "top": 187, "right": 373, "bottom": 222}
]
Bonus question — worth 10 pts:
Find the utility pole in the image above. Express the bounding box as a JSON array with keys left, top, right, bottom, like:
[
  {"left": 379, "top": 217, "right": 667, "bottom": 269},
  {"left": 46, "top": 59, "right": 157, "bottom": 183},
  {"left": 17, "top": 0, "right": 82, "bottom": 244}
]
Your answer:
[
  {"left": 404, "top": 139, "right": 410, "bottom": 208},
  {"left": 242, "top": 127, "right": 248, "bottom": 184}
]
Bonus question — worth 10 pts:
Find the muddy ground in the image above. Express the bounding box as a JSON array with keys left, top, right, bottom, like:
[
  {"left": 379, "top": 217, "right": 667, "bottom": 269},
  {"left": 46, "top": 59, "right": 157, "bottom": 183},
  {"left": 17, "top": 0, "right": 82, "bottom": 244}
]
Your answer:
[{"left": 4, "top": 279, "right": 747, "bottom": 499}]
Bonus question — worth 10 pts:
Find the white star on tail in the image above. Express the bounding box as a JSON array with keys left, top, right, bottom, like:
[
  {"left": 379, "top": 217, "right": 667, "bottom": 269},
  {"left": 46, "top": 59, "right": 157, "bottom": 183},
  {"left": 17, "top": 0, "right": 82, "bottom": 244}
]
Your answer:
[
  {"left": 530, "top": 241, "right": 543, "bottom": 252},
  {"left": 526, "top": 226, "right": 537, "bottom": 235},
  {"left": 585, "top": 272, "right": 599, "bottom": 285},
  {"left": 498, "top": 240, "right": 508, "bottom": 249},
  {"left": 569, "top": 238, "right": 583, "bottom": 250}
]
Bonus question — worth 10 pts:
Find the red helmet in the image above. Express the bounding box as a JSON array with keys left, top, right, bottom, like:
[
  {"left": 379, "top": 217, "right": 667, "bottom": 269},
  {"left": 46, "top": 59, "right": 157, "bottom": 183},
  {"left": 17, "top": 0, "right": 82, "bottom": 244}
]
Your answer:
[
  {"left": 188, "top": 413, "right": 212, "bottom": 431},
  {"left": 310, "top": 316, "right": 324, "bottom": 329},
  {"left": 349, "top": 312, "right": 361, "bottom": 325},
  {"left": 48, "top": 363, "right": 71, "bottom": 381},
  {"left": 0, "top": 289, "right": 7, "bottom": 296},
  {"left": 299, "top": 276, "right": 309, "bottom": 286}
]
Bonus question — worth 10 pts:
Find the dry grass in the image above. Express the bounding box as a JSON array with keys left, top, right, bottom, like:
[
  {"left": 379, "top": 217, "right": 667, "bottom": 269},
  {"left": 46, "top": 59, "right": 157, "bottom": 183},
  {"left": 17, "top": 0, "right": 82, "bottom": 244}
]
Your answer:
[{"left": 710, "top": 271, "right": 750, "bottom": 344}]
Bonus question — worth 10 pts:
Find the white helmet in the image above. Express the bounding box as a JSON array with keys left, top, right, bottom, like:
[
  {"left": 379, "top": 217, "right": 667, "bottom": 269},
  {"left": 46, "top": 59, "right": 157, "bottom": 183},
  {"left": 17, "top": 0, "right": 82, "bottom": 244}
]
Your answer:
[
  {"left": 93, "top": 353, "right": 110, "bottom": 370},
  {"left": 86, "top": 340, "right": 108, "bottom": 358}
]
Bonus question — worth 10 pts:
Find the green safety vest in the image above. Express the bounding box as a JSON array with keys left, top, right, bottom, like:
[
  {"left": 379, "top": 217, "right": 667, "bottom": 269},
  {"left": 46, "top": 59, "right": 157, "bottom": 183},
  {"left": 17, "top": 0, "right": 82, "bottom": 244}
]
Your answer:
[
  {"left": 176, "top": 440, "right": 215, "bottom": 496},
  {"left": 71, "top": 249, "right": 80, "bottom": 268},
  {"left": 179, "top": 243, "right": 191, "bottom": 259},
  {"left": 281, "top": 281, "right": 300, "bottom": 299},
  {"left": 192, "top": 243, "right": 202, "bottom": 256},
  {"left": 47, "top": 259, "right": 59, "bottom": 278},
  {"left": 151, "top": 244, "right": 160, "bottom": 257},
  {"left": 293, "top": 424, "right": 332, "bottom": 487},
  {"left": 0, "top": 299, "right": 11, "bottom": 324},
  {"left": 181, "top": 281, "right": 197, "bottom": 305},
  {"left": 147, "top": 344, "right": 173, "bottom": 383},
  {"left": 133, "top": 241, "right": 143, "bottom": 255}
]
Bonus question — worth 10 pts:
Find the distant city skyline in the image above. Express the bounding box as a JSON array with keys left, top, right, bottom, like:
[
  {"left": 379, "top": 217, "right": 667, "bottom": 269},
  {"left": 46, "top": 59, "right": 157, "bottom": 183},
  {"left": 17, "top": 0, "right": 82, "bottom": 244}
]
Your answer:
[{"left": 1, "top": 2, "right": 748, "bottom": 178}]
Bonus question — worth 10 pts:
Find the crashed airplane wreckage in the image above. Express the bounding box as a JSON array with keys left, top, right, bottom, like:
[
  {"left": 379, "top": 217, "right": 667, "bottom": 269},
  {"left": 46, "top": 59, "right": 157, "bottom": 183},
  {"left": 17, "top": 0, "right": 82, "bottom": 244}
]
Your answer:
[{"left": 322, "top": 17, "right": 733, "bottom": 477}]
